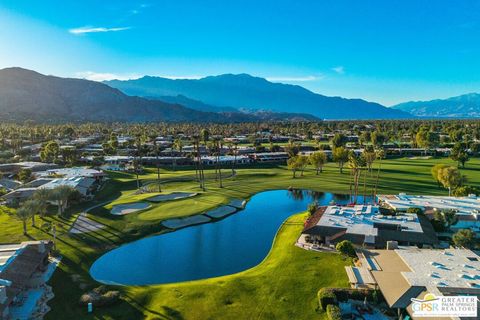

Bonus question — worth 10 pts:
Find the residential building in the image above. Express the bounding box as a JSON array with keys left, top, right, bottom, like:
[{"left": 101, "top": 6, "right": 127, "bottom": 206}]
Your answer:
[
  {"left": 378, "top": 194, "right": 480, "bottom": 232},
  {"left": 351, "top": 247, "right": 480, "bottom": 319},
  {"left": 302, "top": 205, "right": 438, "bottom": 248},
  {"left": 0, "top": 241, "right": 57, "bottom": 320}
]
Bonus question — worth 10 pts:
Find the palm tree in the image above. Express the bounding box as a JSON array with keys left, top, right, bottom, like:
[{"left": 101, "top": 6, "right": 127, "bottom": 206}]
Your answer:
[
  {"left": 212, "top": 136, "right": 224, "bottom": 188},
  {"left": 33, "top": 188, "right": 51, "bottom": 217},
  {"left": 373, "top": 148, "right": 385, "bottom": 203},
  {"left": 23, "top": 199, "right": 43, "bottom": 227},
  {"left": 172, "top": 138, "right": 184, "bottom": 171},
  {"left": 51, "top": 186, "right": 75, "bottom": 216},
  {"left": 134, "top": 135, "right": 146, "bottom": 190},
  {"left": 153, "top": 140, "right": 161, "bottom": 192},
  {"left": 16, "top": 206, "right": 32, "bottom": 235},
  {"left": 193, "top": 134, "right": 205, "bottom": 191},
  {"left": 232, "top": 141, "right": 239, "bottom": 176},
  {"left": 348, "top": 153, "right": 361, "bottom": 204}
]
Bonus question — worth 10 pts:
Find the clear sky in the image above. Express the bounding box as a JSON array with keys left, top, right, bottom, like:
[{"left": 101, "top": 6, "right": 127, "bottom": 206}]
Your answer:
[{"left": 1, "top": 0, "right": 480, "bottom": 105}]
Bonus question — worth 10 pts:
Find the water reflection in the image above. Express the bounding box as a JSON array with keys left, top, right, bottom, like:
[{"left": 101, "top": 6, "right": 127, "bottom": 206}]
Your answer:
[{"left": 90, "top": 190, "right": 372, "bottom": 286}]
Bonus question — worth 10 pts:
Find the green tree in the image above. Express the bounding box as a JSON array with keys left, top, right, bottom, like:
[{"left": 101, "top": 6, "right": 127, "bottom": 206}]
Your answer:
[
  {"left": 40, "top": 140, "right": 60, "bottom": 163},
  {"left": 452, "top": 229, "right": 475, "bottom": 248},
  {"left": 309, "top": 151, "right": 327, "bottom": 174},
  {"left": 285, "top": 140, "right": 301, "bottom": 157},
  {"left": 17, "top": 168, "right": 32, "bottom": 183},
  {"left": 450, "top": 142, "right": 469, "bottom": 168},
  {"left": 33, "top": 188, "right": 50, "bottom": 217},
  {"left": 307, "top": 202, "right": 318, "bottom": 215},
  {"left": 362, "top": 150, "right": 376, "bottom": 172},
  {"left": 452, "top": 185, "right": 479, "bottom": 197},
  {"left": 431, "top": 164, "right": 448, "bottom": 186},
  {"left": 23, "top": 199, "right": 43, "bottom": 227},
  {"left": 335, "top": 240, "right": 356, "bottom": 257},
  {"left": 172, "top": 138, "right": 184, "bottom": 171},
  {"left": 331, "top": 133, "right": 347, "bottom": 149},
  {"left": 416, "top": 127, "right": 439, "bottom": 154},
  {"left": 332, "top": 147, "right": 349, "bottom": 173},
  {"left": 50, "top": 185, "right": 75, "bottom": 216},
  {"left": 371, "top": 131, "right": 387, "bottom": 148},
  {"left": 15, "top": 205, "right": 32, "bottom": 235},
  {"left": 359, "top": 131, "right": 371, "bottom": 146},
  {"left": 297, "top": 155, "right": 309, "bottom": 176},
  {"left": 437, "top": 166, "right": 464, "bottom": 196},
  {"left": 287, "top": 156, "right": 301, "bottom": 178},
  {"left": 200, "top": 129, "right": 210, "bottom": 145}
]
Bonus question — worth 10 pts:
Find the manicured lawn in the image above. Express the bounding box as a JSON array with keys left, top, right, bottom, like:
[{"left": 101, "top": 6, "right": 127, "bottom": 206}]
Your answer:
[
  {"left": 0, "top": 157, "right": 478, "bottom": 319},
  {"left": 125, "top": 213, "right": 350, "bottom": 320}
]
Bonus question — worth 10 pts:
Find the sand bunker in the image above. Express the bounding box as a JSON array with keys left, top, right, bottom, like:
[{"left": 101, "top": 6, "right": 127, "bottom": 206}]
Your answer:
[
  {"left": 228, "top": 199, "right": 247, "bottom": 209},
  {"left": 162, "top": 215, "right": 211, "bottom": 229},
  {"left": 147, "top": 192, "right": 197, "bottom": 202},
  {"left": 111, "top": 202, "right": 151, "bottom": 215},
  {"left": 70, "top": 214, "right": 105, "bottom": 234},
  {"left": 205, "top": 206, "right": 237, "bottom": 219}
]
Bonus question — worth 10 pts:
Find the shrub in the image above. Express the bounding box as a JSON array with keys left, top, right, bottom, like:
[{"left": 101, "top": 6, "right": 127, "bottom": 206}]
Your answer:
[
  {"left": 317, "top": 288, "right": 336, "bottom": 311},
  {"left": 335, "top": 240, "right": 356, "bottom": 257},
  {"left": 79, "top": 286, "right": 121, "bottom": 307},
  {"left": 307, "top": 202, "right": 319, "bottom": 215},
  {"left": 406, "top": 207, "right": 424, "bottom": 215},
  {"left": 452, "top": 229, "right": 475, "bottom": 248},
  {"left": 326, "top": 304, "right": 342, "bottom": 320},
  {"left": 453, "top": 185, "right": 479, "bottom": 197}
]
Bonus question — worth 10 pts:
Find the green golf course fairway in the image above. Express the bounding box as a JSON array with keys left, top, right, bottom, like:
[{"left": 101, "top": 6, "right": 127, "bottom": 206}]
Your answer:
[{"left": 0, "top": 157, "right": 478, "bottom": 319}]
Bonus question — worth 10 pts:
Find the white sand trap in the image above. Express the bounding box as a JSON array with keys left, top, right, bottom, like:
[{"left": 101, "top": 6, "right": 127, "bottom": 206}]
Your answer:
[
  {"left": 111, "top": 202, "right": 151, "bottom": 215},
  {"left": 70, "top": 215, "right": 105, "bottom": 234},
  {"left": 147, "top": 192, "right": 197, "bottom": 202},
  {"left": 228, "top": 199, "right": 247, "bottom": 209},
  {"left": 205, "top": 206, "right": 237, "bottom": 219},
  {"left": 162, "top": 215, "right": 211, "bottom": 229}
]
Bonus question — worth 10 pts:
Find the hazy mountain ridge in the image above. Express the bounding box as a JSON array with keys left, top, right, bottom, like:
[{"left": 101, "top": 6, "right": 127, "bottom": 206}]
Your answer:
[
  {"left": 0, "top": 68, "right": 317, "bottom": 123},
  {"left": 105, "top": 74, "right": 412, "bottom": 119},
  {"left": 392, "top": 93, "right": 480, "bottom": 118}
]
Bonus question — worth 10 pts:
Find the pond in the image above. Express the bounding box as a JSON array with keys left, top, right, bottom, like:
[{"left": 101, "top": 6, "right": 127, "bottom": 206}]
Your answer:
[{"left": 90, "top": 190, "right": 368, "bottom": 286}]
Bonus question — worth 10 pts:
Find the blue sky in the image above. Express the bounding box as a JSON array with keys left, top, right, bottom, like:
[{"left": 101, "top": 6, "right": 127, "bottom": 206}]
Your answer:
[{"left": 1, "top": 0, "right": 480, "bottom": 105}]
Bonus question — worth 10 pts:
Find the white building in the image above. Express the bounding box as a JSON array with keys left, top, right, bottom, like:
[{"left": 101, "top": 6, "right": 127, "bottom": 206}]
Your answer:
[
  {"left": 378, "top": 194, "right": 480, "bottom": 232},
  {"left": 357, "top": 247, "right": 480, "bottom": 319}
]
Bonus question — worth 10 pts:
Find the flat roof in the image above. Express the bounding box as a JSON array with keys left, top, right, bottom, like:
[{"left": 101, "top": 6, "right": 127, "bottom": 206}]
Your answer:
[
  {"left": 37, "top": 167, "right": 104, "bottom": 178},
  {"left": 396, "top": 247, "right": 480, "bottom": 292},
  {"left": 366, "top": 247, "right": 480, "bottom": 309},
  {"left": 316, "top": 205, "right": 423, "bottom": 236},
  {"left": 367, "top": 249, "right": 414, "bottom": 308},
  {"left": 378, "top": 194, "right": 480, "bottom": 216}
]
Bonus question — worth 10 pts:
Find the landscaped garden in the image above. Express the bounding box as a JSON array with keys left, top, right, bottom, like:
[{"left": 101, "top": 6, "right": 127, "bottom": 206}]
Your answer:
[{"left": 1, "top": 157, "right": 479, "bottom": 319}]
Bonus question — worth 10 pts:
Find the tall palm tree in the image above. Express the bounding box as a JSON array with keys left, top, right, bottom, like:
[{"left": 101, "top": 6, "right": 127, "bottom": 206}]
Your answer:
[
  {"left": 232, "top": 141, "right": 239, "bottom": 176},
  {"left": 212, "top": 136, "right": 223, "bottom": 188},
  {"left": 153, "top": 140, "right": 161, "bottom": 192},
  {"left": 172, "top": 138, "right": 184, "bottom": 171},
  {"left": 51, "top": 186, "right": 75, "bottom": 216},
  {"left": 16, "top": 206, "right": 32, "bottom": 235},
  {"left": 23, "top": 199, "right": 42, "bottom": 227},
  {"left": 373, "top": 148, "right": 385, "bottom": 203},
  {"left": 34, "top": 188, "right": 51, "bottom": 217},
  {"left": 348, "top": 153, "right": 361, "bottom": 204},
  {"left": 193, "top": 134, "right": 206, "bottom": 191}
]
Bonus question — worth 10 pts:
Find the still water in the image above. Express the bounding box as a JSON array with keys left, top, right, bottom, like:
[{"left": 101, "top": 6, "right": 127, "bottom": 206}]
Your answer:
[{"left": 90, "top": 190, "right": 365, "bottom": 285}]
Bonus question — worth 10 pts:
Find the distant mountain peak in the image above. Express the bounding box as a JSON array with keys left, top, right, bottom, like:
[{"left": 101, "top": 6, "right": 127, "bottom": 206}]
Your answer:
[
  {"left": 105, "top": 73, "right": 411, "bottom": 119},
  {"left": 392, "top": 92, "right": 480, "bottom": 118}
]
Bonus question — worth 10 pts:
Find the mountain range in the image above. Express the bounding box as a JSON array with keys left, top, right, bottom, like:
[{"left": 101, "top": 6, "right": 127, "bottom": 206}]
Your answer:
[
  {"left": 2, "top": 67, "right": 479, "bottom": 122},
  {"left": 0, "top": 68, "right": 317, "bottom": 123},
  {"left": 392, "top": 93, "right": 480, "bottom": 118},
  {"left": 105, "top": 74, "right": 411, "bottom": 119}
]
